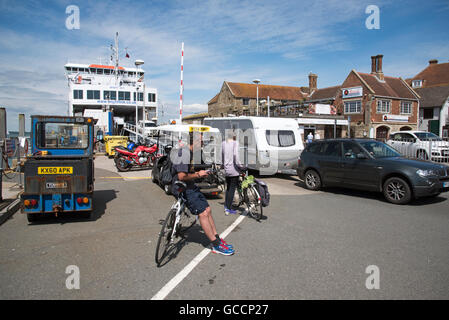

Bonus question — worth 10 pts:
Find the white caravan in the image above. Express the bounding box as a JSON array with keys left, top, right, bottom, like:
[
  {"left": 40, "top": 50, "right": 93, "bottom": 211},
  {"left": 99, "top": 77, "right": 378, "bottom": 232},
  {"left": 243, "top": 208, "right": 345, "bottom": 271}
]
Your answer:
[{"left": 204, "top": 116, "right": 304, "bottom": 175}]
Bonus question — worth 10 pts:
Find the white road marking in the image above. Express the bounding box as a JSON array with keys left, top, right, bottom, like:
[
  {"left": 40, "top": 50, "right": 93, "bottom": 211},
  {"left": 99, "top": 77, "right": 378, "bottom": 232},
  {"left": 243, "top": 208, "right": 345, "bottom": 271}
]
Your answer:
[{"left": 151, "top": 214, "right": 246, "bottom": 300}]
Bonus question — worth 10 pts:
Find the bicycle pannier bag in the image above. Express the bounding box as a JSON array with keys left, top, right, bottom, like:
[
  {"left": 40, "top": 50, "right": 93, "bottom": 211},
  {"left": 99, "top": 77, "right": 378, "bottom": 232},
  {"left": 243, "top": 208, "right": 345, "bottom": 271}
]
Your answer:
[{"left": 254, "top": 178, "right": 270, "bottom": 207}]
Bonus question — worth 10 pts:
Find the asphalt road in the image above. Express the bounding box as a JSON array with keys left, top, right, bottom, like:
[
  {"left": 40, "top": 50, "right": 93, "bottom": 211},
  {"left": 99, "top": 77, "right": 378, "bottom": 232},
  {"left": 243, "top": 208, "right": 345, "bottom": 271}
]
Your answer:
[{"left": 1, "top": 156, "right": 448, "bottom": 299}]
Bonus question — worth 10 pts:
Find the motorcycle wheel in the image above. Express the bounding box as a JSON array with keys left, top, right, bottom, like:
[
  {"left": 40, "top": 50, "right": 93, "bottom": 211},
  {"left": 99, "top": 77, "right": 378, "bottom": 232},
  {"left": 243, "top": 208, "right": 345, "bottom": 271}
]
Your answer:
[{"left": 116, "top": 156, "right": 131, "bottom": 172}]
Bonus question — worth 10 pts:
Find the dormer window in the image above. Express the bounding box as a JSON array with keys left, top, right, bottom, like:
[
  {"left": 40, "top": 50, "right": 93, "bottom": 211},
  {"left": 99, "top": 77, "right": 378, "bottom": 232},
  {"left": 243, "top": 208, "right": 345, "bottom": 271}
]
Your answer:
[{"left": 412, "top": 80, "right": 422, "bottom": 88}]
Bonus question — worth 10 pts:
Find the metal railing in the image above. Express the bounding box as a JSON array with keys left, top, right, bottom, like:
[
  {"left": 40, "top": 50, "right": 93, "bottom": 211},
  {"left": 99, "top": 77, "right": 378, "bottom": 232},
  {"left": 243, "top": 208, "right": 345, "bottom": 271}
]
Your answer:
[{"left": 386, "top": 138, "right": 449, "bottom": 163}]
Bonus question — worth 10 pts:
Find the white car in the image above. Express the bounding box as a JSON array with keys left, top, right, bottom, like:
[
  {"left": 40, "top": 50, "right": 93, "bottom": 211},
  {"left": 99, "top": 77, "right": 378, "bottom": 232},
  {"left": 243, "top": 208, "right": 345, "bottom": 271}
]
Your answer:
[{"left": 387, "top": 131, "right": 449, "bottom": 162}]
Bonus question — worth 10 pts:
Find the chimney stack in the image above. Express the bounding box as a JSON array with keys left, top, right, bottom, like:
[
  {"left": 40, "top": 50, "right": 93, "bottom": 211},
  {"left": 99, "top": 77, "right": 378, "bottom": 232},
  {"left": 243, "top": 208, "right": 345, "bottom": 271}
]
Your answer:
[
  {"left": 371, "top": 54, "right": 384, "bottom": 81},
  {"left": 308, "top": 73, "right": 317, "bottom": 91},
  {"left": 371, "top": 56, "right": 377, "bottom": 74},
  {"left": 429, "top": 59, "right": 438, "bottom": 65}
]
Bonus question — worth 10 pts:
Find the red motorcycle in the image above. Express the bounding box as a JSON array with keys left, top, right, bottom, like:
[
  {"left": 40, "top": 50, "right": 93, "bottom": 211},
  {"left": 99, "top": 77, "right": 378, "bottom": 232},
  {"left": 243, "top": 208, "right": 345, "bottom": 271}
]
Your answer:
[{"left": 114, "top": 142, "right": 159, "bottom": 172}]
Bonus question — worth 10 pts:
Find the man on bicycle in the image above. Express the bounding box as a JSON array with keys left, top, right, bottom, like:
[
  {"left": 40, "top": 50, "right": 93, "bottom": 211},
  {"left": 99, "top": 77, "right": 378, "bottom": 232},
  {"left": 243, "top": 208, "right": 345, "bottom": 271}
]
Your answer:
[{"left": 170, "top": 133, "right": 235, "bottom": 256}]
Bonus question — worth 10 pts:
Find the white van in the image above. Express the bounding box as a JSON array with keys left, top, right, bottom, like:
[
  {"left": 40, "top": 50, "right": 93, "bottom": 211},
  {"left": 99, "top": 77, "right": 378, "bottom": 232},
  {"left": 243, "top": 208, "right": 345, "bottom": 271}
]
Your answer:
[
  {"left": 138, "top": 120, "right": 157, "bottom": 136},
  {"left": 204, "top": 116, "right": 304, "bottom": 175}
]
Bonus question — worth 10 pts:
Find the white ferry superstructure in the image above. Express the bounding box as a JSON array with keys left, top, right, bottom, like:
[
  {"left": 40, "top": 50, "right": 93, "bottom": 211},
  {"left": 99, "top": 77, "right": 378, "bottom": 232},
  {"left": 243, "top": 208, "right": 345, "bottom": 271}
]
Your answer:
[{"left": 64, "top": 36, "right": 157, "bottom": 125}]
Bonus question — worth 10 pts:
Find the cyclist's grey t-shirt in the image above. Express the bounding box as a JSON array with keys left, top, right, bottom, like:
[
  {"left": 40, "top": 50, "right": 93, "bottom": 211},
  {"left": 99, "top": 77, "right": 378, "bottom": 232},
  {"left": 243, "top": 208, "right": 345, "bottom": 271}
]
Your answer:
[{"left": 171, "top": 147, "right": 196, "bottom": 190}]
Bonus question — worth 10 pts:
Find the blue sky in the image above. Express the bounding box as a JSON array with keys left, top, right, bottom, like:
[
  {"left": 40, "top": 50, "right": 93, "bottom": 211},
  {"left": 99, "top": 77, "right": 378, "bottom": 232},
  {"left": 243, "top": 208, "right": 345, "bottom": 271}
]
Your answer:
[{"left": 1, "top": 0, "right": 448, "bottom": 130}]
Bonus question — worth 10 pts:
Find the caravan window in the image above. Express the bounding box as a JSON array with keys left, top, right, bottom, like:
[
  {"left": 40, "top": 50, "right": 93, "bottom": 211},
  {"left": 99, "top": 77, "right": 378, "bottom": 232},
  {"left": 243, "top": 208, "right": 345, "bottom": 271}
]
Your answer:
[{"left": 266, "top": 130, "right": 296, "bottom": 147}]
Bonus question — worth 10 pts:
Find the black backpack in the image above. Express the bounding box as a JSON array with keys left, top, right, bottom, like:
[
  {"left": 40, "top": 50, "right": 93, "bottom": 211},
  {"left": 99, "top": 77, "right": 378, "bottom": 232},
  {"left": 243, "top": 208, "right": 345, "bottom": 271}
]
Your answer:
[
  {"left": 160, "top": 156, "right": 174, "bottom": 185},
  {"left": 254, "top": 178, "right": 270, "bottom": 207}
]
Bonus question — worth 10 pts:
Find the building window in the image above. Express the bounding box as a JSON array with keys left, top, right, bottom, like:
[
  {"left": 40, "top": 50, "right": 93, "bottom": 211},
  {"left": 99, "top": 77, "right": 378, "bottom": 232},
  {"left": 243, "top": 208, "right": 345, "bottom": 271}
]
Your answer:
[
  {"left": 242, "top": 98, "right": 249, "bottom": 106},
  {"left": 104, "top": 90, "right": 116, "bottom": 100},
  {"left": 148, "top": 93, "right": 156, "bottom": 102},
  {"left": 87, "top": 90, "right": 100, "bottom": 100},
  {"left": 400, "top": 101, "right": 412, "bottom": 114},
  {"left": 118, "top": 91, "right": 130, "bottom": 101},
  {"left": 412, "top": 80, "right": 422, "bottom": 88},
  {"left": 73, "top": 90, "right": 83, "bottom": 99},
  {"left": 344, "top": 100, "right": 362, "bottom": 113},
  {"left": 423, "top": 108, "right": 433, "bottom": 119},
  {"left": 133, "top": 92, "right": 144, "bottom": 101},
  {"left": 377, "top": 100, "right": 391, "bottom": 113}
]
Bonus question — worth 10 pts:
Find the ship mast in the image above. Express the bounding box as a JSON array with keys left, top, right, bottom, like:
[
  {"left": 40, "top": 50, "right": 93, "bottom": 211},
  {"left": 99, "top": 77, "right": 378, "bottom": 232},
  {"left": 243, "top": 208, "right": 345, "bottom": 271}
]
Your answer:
[{"left": 114, "top": 32, "right": 119, "bottom": 83}]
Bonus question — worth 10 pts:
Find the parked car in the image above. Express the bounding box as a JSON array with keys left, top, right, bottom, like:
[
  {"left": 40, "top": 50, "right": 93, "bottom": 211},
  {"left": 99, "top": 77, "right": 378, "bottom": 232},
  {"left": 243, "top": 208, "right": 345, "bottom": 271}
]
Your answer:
[
  {"left": 297, "top": 139, "right": 449, "bottom": 204},
  {"left": 386, "top": 131, "right": 449, "bottom": 162}
]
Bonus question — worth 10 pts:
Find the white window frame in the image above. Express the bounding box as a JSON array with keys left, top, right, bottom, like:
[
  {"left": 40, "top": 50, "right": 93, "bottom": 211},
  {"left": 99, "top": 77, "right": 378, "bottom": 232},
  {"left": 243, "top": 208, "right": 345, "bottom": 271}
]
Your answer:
[
  {"left": 344, "top": 99, "right": 362, "bottom": 114},
  {"left": 377, "top": 99, "right": 391, "bottom": 114},
  {"left": 148, "top": 93, "right": 156, "bottom": 102},
  {"left": 400, "top": 101, "right": 412, "bottom": 115},
  {"left": 87, "top": 90, "right": 100, "bottom": 100},
  {"left": 412, "top": 80, "right": 422, "bottom": 88},
  {"left": 73, "top": 89, "right": 83, "bottom": 100}
]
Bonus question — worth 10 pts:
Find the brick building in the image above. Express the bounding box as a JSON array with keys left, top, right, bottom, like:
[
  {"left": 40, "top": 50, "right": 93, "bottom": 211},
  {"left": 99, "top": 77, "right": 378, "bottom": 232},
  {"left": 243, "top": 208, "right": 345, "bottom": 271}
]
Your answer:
[
  {"left": 334, "top": 55, "right": 420, "bottom": 139},
  {"left": 407, "top": 60, "right": 449, "bottom": 137},
  {"left": 207, "top": 81, "right": 308, "bottom": 117}
]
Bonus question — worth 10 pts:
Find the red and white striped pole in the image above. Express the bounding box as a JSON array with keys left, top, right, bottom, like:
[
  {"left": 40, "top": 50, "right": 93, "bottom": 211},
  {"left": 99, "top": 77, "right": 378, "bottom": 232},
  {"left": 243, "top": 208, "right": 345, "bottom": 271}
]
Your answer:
[{"left": 179, "top": 42, "right": 184, "bottom": 124}]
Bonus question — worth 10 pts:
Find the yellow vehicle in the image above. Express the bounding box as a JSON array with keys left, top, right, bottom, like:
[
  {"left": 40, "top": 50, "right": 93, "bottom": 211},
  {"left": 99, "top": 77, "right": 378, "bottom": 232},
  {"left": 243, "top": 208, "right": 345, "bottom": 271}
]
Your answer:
[{"left": 104, "top": 135, "right": 128, "bottom": 156}]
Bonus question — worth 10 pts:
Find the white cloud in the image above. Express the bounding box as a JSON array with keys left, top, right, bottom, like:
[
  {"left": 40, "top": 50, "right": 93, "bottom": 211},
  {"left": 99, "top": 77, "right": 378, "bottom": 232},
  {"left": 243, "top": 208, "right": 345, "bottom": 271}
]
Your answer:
[{"left": 183, "top": 103, "right": 208, "bottom": 114}]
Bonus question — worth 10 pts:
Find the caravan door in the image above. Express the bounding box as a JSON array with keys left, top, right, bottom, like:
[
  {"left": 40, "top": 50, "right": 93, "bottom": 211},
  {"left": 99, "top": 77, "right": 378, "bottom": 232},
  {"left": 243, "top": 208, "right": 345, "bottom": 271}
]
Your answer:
[{"left": 231, "top": 119, "right": 257, "bottom": 169}]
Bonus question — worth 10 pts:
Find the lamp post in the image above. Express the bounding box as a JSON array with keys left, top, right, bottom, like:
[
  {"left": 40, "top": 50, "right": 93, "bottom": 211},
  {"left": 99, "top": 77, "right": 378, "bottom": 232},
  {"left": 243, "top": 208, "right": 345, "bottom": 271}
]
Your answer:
[
  {"left": 253, "top": 79, "right": 260, "bottom": 116},
  {"left": 135, "top": 59, "right": 144, "bottom": 136}
]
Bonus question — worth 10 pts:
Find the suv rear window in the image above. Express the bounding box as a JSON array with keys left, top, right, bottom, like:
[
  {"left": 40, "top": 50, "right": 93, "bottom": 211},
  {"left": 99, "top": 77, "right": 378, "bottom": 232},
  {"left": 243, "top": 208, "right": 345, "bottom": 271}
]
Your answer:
[
  {"left": 306, "top": 141, "right": 341, "bottom": 157},
  {"left": 307, "top": 142, "right": 323, "bottom": 154},
  {"left": 322, "top": 141, "right": 341, "bottom": 157}
]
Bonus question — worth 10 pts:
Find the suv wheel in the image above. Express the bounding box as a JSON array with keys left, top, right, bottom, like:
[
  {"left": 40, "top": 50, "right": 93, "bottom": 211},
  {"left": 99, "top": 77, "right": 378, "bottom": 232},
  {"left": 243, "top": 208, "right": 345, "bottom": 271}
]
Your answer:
[
  {"left": 304, "top": 170, "right": 321, "bottom": 191},
  {"left": 383, "top": 177, "right": 412, "bottom": 205}
]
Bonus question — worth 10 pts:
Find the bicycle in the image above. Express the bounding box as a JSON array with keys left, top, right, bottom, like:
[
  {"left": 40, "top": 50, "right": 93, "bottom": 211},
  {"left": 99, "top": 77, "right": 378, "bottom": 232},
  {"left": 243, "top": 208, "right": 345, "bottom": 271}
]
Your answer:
[
  {"left": 234, "top": 171, "right": 263, "bottom": 221},
  {"left": 201, "top": 162, "right": 226, "bottom": 193},
  {"left": 155, "top": 180, "right": 198, "bottom": 266}
]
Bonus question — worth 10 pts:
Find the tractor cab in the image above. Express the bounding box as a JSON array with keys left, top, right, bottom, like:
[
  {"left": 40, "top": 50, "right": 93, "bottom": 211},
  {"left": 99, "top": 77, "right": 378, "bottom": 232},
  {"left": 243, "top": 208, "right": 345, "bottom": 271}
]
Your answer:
[{"left": 21, "top": 115, "right": 96, "bottom": 222}]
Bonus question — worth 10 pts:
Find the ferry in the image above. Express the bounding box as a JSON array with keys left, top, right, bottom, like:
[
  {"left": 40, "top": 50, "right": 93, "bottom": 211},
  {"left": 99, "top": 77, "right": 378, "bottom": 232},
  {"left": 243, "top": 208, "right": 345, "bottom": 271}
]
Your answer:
[{"left": 64, "top": 33, "right": 158, "bottom": 134}]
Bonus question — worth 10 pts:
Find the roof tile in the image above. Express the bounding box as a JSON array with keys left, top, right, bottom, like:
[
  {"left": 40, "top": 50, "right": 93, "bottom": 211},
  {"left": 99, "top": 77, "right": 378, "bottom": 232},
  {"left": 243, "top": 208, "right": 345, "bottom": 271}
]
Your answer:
[{"left": 226, "top": 82, "right": 306, "bottom": 101}]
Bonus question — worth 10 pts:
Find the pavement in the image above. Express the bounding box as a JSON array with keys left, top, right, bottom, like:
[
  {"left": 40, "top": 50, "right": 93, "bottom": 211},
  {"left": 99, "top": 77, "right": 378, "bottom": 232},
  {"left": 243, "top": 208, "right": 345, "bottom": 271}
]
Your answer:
[
  {"left": 0, "top": 173, "right": 23, "bottom": 225},
  {"left": 1, "top": 155, "right": 448, "bottom": 299}
]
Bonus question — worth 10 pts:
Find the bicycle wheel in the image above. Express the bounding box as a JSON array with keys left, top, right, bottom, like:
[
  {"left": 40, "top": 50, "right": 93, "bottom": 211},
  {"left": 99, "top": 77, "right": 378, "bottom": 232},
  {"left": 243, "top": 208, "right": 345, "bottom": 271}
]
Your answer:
[
  {"left": 235, "top": 188, "right": 245, "bottom": 208},
  {"left": 244, "top": 185, "right": 263, "bottom": 221},
  {"left": 155, "top": 209, "right": 177, "bottom": 266},
  {"left": 178, "top": 209, "right": 196, "bottom": 235}
]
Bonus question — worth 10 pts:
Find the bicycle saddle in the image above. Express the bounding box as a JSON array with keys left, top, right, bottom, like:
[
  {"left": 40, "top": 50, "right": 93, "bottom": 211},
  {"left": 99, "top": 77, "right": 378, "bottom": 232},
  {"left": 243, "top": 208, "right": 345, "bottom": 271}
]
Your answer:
[{"left": 174, "top": 181, "right": 187, "bottom": 189}]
